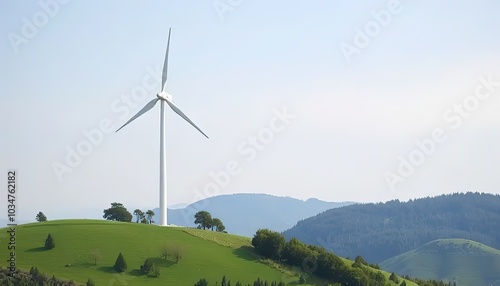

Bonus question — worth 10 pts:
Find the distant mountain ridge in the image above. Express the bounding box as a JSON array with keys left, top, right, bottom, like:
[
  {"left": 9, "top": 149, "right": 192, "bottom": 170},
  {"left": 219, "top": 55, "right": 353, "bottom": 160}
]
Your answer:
[
  {"left": 381, "top": 238, "right": 500, "bottom": 286},
  {"left": 153, "top": 193, "right": 354, "bottom": 237},
  {"left": 283, "top": 192, "right": 500, "bottom": 263}
]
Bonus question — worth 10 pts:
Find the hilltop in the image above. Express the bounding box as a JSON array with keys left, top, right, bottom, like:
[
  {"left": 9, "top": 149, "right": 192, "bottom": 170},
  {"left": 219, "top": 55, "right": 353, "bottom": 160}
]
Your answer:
[
  {"left": 283, "top": 192, "right": 500, "bottom": 263},
  {"left": 381, "top": 238, "right": 500, "bottom": 286}
]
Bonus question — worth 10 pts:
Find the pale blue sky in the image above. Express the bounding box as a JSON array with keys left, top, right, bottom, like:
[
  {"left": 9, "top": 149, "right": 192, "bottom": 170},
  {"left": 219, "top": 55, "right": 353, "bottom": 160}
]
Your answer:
[{"left": 1, "top": 1, "right": 500, "bottom": 221}]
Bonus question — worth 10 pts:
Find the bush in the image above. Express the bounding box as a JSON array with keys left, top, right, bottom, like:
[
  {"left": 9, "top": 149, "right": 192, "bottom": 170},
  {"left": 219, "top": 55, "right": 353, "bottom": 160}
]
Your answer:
[
  {"left": 389, "top": 272, "right": 400, "bottom": 283},
  {"left": 299, "top": 273, "right": 306, "bottom": 284},
  {"left": 140, "top": 258, "right": 160, "bottom": 277},
  {"left": 44, "top": 234, "right": 55, "bottom": 250},
  {"left": 251, "top": 229, "right": 286, "bottom": 260},
  {"left": 86, "top": 278, "right": 95, "bottom": 286},
  {"left": 113, "top": 252, "right": 127, "bottom": 273},
  {"left": 140, "top": 259, "right": 154, "bottom": 274},
  {"left": 148, "top": 263, "right": 160, "bottom": 278},
  {"left": 195, "top": 278, "right": 209, "bottom": 286}
]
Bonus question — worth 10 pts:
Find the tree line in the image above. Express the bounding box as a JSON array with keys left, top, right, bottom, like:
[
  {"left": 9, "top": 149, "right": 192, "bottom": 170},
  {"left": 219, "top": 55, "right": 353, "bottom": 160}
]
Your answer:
[
  {"left": 283, "top": 192, "right": 500, "bottom": 263},
  {"left": 251, "top": 228, "right": 450, "bottom": 286}
]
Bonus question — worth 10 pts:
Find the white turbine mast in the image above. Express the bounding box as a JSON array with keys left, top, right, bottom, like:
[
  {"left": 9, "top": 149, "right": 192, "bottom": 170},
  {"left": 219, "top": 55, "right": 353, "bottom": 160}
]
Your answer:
[{"left": 116, "top": 28, "right": 208, "bottom": 226}]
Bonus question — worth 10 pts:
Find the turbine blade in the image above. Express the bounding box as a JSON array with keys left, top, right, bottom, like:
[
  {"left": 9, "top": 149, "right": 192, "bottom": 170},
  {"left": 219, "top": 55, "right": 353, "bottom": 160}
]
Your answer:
[
  {"left": 165, "top": 99, "right": 209, "bottom": 139},
  {"left": 116, "top": 98, "right": 159, "bottom": 132},
  {"left": 161, "top": 28, "right": 172, "bottom": 92}
]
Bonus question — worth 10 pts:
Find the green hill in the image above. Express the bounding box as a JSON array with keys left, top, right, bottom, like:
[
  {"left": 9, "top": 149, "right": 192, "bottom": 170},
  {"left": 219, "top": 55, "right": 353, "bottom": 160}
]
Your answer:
[
  {"left": 0, "top": 219, "right": 315, "bottom": 285},
  {"left": 0, "top": 219, "right": 416, "bottom": 286},
  {"left": 380, "top": 238, "right": 500, "bottom": 286}
]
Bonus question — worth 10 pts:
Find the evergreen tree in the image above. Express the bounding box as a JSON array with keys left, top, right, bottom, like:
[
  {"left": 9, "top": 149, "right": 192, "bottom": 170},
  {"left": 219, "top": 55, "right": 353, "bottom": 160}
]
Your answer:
[
  {"left": 36, "top": 211, "right": 47, "bottom": 222},
  {"left": 140, "top": 258, "right": 154, "bottom": 274},
  {"left": 44, "top": 234, "right": 55, "bottom": 249},
  {"left": 113, "top": 252, "right": 127, "bottom": 272},
  {"left": 194, "top": 278, "right": 209, "bottom": 286},
  {"left": 222, "top": 275, "right": 227, "bottom": 286}
]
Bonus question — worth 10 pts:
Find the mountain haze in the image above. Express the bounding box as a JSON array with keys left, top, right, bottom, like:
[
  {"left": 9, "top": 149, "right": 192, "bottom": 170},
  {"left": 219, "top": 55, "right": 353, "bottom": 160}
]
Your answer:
[{"left": 154, "top": 193, "right": 353, "bottom": 237}]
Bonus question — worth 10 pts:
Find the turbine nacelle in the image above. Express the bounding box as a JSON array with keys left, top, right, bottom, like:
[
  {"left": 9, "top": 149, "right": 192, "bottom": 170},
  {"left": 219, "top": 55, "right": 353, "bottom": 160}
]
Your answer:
[{"left": 157, "top": 91, "right": 172, "bottom": 101}]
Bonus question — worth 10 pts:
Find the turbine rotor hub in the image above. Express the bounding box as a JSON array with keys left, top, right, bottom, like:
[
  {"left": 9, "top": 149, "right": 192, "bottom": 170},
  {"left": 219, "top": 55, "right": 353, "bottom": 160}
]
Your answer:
[{"left": 157, "top": 91, "right": 172, "bottom": 101}]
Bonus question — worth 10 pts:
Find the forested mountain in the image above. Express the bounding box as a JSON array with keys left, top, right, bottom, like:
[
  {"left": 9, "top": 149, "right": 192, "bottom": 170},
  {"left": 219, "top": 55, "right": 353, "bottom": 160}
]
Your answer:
[
  {"left": 283, "top": 192, "right": 500, "bottom": 263},
  {"left": 156, "top": 193, "right": 353, "bottom": 237}
]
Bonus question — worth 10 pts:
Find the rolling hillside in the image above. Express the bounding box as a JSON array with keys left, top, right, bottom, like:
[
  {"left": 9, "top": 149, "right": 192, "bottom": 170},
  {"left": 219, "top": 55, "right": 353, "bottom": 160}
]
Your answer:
[
  {"left": 160, "top": 193, "right": 354, "bottom": 237},
  {"left": 381, "top": 239, "right": 500, "bottom": 286},
  {"left": 0, "top": 220, "right": 414, "bottom": 286},
  {"left": 283, "top": 192, "right": 500, "bottom": 263},
  {"left": 0, "top": 220, "right": 307, "bottom": 285}
]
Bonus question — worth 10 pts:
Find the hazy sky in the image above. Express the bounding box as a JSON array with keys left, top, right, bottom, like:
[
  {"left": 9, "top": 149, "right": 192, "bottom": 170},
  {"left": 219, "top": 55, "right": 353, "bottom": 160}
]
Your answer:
[{"left": 1, "top": 1, "right": 500, "bottom": 221}]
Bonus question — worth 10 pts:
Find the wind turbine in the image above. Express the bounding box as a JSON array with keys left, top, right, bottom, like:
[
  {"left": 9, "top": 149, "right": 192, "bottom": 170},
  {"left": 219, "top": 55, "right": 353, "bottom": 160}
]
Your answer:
[{"left": 116, "top": 28, "right": 208, "bottom": 226}]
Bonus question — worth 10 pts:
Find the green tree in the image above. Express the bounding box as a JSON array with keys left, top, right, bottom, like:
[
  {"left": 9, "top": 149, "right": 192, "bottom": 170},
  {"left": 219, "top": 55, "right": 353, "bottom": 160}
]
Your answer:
[
  {"left": 103, "top": 203, "right": 132, "bottom": 222},
  {"left": 389, "top": 272, "right": 400, "bottom": 283},
  {"left": 140, "top": 258, "right": 159, "bottom": 277},
  {"left": 149, "top": 262, "right": 160, "bottom": 277},
  {"left": 146, "top": 209, "right": 155, "bottom": 224},
  {"left": 113, "top": 252, "right": 127, "bottom": 272},
  {"left": 86, "top": 278, "right": 95, "bottom": 286},
  {"left": 45, "top": 234, "right": 55, "bottom": 250},
  {"left": 212, "top": 218, "right": 225, "bottom": 232},
  {"left": 299, "top": 273, "right": 306, "bottom": 284},
  {"left": 194, "top": 211, "right": 213, "bottom": 230},
  {"left": 195, "top": 278, "right": 209, "bottom": 286},
  {"left": 133, "top": 209, "right": 144, "bottom": 223},
  {"left": 251, "top": 229, "right": 285, "bottom": 260},
  {"left": 400, "top": 280, "right": 407, "bottom": 286},
  {"left": 221, "top": 275, "right": 227, "bottom": 286},
  {"left": 140, "top": 258, "right": 153, "bottom": 274},
  {"left": 36, "top": 211, "right": 47, "bottom": 222}
]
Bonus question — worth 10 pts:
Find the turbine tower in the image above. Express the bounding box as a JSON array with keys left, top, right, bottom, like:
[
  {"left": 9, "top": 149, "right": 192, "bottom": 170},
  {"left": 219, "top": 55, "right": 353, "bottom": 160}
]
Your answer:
[{"left": 116, "top": 28, "right": 208, "bottom": 226}]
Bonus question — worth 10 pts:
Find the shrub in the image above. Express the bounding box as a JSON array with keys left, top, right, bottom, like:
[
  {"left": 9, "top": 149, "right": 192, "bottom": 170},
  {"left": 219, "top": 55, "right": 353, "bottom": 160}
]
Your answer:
[
  {"left": 113, "top": 252, "right": 127, "bottom": 273},
  {"left": 389, "top": 272, "right": 400, "bottom": 283},
  {"left": 195, "top": 278, "right": 209, "bottom": 286},
  {"left": 44, "top": 234, "right": 55, "bottom": 250}
]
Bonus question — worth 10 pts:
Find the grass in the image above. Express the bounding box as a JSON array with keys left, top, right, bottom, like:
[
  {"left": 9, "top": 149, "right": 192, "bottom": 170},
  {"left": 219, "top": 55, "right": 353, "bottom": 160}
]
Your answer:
[
  {"left": 380, "top": 238, "right": 500, "bottom": 286},
  {"left": 1, "top": 220, "right": 308, "bottom": 285},
  {"left": 182, "top": 227, "right": 253, "bottom": 249},
  {"left": 1, "top": 219, "right": 415, "bottom": 285}
]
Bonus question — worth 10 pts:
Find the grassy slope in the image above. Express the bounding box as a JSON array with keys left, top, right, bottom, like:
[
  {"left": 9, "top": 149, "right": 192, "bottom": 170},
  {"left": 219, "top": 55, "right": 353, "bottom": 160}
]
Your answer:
[
  {"left": 380, "top": 238, "right": 500, "bottom": 286},
  {"left": 0, "top": 219, "right": 415, "bottom": 286},
  {"left": 1, "top": 220, "right": 302, "bottom": 285}
]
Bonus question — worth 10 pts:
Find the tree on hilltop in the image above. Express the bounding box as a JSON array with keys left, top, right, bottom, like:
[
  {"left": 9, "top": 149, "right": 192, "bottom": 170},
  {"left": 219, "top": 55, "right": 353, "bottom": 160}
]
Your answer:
[
  {"left": 194, "top": 211, "right": 213, "bottom": 230},
  {"left": 103, "top": 203, "right": 132, "bottom": 222},
  {"left": 146, "top": 209, "right": 155, "bottom": 224},
  {"left": 133, "top": 209, "right": 144, "bottom": 223},
  {"left": 212, "top": 218, "right": 225, "bottom": 232},
  {"left": 36, "top": 211, "right": 47, "bottom": 222}
]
